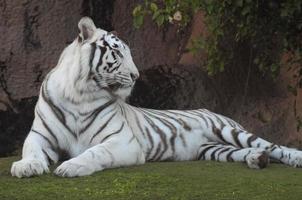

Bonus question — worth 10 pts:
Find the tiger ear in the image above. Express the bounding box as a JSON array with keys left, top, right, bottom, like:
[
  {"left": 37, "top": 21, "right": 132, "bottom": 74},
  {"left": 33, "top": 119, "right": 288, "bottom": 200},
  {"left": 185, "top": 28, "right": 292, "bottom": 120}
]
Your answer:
[{"left": 78, "top": 17, "right": 96, "bottom": 42}]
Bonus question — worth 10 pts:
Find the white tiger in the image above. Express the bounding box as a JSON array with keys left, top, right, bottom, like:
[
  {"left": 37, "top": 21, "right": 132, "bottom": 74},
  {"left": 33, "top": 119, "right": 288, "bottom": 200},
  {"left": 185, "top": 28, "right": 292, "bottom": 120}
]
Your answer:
[{"left": 11, "top": 17, "right": 302, "bottom": 178}]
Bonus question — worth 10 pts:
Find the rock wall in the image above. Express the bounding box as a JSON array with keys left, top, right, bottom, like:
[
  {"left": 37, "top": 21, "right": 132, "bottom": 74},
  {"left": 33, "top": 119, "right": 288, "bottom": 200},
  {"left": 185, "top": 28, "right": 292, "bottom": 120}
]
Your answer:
[{"left": 0, "top": 0, "right": 84, "bottom": 104}]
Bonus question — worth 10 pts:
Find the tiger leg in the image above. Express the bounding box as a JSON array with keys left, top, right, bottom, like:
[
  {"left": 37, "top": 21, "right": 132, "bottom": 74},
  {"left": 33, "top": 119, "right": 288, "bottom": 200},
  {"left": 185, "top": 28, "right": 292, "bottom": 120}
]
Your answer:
[
  {"left": 54, "top": 131, "right": 145, "bottom": 177},
  {"left": 197, "top": 142, "right": 269, "bottom": 169},
  {"left": 11, "top": 130, "right": 58, "bottom": 178},
  {"left": 207, "top": 126, "right": 302, "bottom": 167}
]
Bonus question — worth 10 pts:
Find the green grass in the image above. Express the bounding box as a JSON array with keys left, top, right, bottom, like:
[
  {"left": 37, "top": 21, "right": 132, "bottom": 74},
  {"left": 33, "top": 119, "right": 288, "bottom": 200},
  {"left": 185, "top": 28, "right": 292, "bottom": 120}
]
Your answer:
[{"left": 1, "top": 157, "right": 302, "bottom": 200}]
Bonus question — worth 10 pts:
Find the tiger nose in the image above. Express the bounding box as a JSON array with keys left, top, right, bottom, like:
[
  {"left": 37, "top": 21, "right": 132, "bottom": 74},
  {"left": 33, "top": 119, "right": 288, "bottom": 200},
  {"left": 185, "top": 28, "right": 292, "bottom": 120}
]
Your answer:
[{"left": 130, "top": 73, "right": 139, "bottom": 81}]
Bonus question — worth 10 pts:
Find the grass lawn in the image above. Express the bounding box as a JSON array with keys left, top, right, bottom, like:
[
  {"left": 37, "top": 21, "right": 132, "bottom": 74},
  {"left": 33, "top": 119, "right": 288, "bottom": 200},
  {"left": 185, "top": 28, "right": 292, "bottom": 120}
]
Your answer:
[{"left": 1, "top": 157, "right": 302, "bottom": 200}]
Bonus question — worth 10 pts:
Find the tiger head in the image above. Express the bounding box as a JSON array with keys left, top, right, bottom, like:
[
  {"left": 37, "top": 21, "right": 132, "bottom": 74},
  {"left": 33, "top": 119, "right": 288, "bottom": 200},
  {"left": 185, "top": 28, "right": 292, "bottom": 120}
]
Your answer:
[{"left": 59, "top": 17, "right": 139, "bottom": 101}]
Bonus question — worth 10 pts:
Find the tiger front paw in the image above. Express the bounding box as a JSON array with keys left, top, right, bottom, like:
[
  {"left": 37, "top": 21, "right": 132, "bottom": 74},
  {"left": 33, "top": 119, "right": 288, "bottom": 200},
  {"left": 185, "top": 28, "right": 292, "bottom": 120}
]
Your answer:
[
  {"left": 11, "top": 158, "right": 49, "bottom": 178},
  {"left": 54, "top": 158, "right": 95, "bottom": 177}
]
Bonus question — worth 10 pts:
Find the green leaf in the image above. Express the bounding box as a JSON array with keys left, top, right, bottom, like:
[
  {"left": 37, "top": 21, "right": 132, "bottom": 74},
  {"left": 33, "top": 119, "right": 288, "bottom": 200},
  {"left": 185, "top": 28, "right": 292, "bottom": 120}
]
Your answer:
[
  {"left": 132, "top": 5, "right": 142, "bottom": 16},
  {"left": 150, "top": 3, "right": 158, "bottom": 12},
  {"left": 133, "top": 15, "right": 144, "bottom": 29},
  {"left": 156, "top": 14, "right": 165, "bottom": 26},
  {"left": 152, "top": 10, "right": 160, "bottom": 20},
  {"left": 270, "top": 64, "right": 279, "bottom": 73}
]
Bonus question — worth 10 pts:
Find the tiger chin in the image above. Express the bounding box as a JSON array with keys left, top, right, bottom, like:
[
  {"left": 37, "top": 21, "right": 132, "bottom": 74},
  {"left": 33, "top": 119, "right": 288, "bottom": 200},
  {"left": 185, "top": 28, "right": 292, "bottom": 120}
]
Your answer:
[{"left": 11, "top": 17, "right": 302, "bottom": 178}]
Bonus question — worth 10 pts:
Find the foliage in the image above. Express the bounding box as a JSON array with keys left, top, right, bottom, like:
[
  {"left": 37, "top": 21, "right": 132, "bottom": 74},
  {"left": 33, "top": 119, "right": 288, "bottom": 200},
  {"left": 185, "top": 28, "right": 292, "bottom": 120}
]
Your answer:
[
  {"left": 2, "top": 156, "right": 302, "bottom": 200},
  {"left": 133, "top": 0, "right": 302, "bottom": 130},
  {"left": 132, "top": 0, "right": 198, "bottom": 28}
]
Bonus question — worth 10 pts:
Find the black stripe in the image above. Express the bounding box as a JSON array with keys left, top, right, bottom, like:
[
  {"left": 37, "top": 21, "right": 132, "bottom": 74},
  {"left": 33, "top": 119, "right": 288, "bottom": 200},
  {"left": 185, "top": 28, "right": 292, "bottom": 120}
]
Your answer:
[
  {"left": 101, "top": 147, "right": 115, "bottom": 168},
  {"left": 202, "top": 110, "right": 226, "bottom": 128},
  {"left": 89, "top": 112, "right": 117, "bottom": 143},
  {"left": 207, "top": 117, "right": 231, "bottom": 145},
  {"left": 41, "top": 83, "right": 65, "bottom": 124},
  {"left": 271, "top": 145, "right": 277, "bottom": 152},
  {"left": 165, "top": 110, "right": 199, "bottom": 122},
  {"left": 36, "top": 109, "right": 59, "bottom": 145},
  {"left": 226, "top": 119, "right": 236, "bottom": 127},
  {"left": 122, "top": 108, "right": 145, "bottom": 149},
  {"left": 142, "top": 113, "right": 168, "bottom": 161},
  {"left": 213, "top": 126, "right": 228, "bottom": 144},
  {"left": 87, "top": 43, "right": 97, "bottom": 80},
  {"left": 89, "top": 43, "right": 97, "bottom": 68},
  {"left": 198, "top": 145, "right": 217, "bottom": 160},
  {"left": 280, "top": 150, "right": 284, "bottom": 160},
  {"left": 186, "top": 110, "right": 209, "bottom": 127},
  {"left": 100, "top": 122, "right": 125, "bottom": 143},
  {"left": 147, "top": 109, "right": 188, "bottom": 130},
  {"left": 231, "top": 129, "right": 243, "bottom": 148},
  {"left": 128, "top": 135, "right": 136, "bottom": 144},
  {"left": 150, "top": 143, "right": 162, "bottom": 161},
  {"left": 81, "top": 100, "right": 116, "bottom": 134},
  {"left": 145, "top": 127, "right": 155, "bottom": 160},
  {"left": 217, "top": 147, "right": 232, "bottom": 159},
  {"left": 41, "top": 81, "right": 76, "bottom": 138},
  {"left": 243, "top": 150, "right": 252, "bottom": 161},
  {"left": 108, "top": 63, "right": 121, "bottom": 73},
  {"left": 133, "top": 111, "right": 146, "bottom": 138},
  {"left": 111, "top": 51, "right": 117, "bottom": 60},
  {"left": 82, "top": 99, "right": 115, "bottom": 122},
  {"left": 179, "top": 134, "right": 187, "bottom": 147},
  {"left": 142, "top": 109, "right": 177, "bottom": 155},
  {"left": 191, "top": 110, "right": 211, "bottom": 127},
  {"left": 107, "top": 61, "right": 115, "bottom": 69},
  {"left": 60, "top": 105, "right": 78, "bottom": 121},
  {"left": 31, "top": 129, "right": 57, "bottom": 151},
  {"left": 265, "top": 143, "right": 275, "bottom": 151},
  {"left": 210, "top": 147, "right": 224, "bottom": 160},
  {"left": 42, "top": 149, "right": 51, "bottom": 163},
  {"left": 201, "top": 142, "right": 220, "bottom": 147},
  {"left": 247, "top": 135, "right": 258, "bottom": 147},
  {"left": 178, "top": 118, "right": 191, "bottom": 131},
  {"left": 96, "top": 46, "right": 108, "bottom": 73},
  {"left": 226, "top": 149, "right": 240, "bottom": 162}
]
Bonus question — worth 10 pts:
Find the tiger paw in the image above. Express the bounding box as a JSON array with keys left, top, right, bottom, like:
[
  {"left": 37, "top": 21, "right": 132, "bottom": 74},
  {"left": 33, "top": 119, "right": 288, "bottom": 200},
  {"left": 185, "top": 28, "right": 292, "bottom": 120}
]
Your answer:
[
  {"left": 246, "top": 151, "right": 269, "bottom": 169},
  {"left": 54, "top": 159, "right": 95, "bottom": 177},
  {"left": 11, "top": 158, "right": 49, "bottom": 178}
]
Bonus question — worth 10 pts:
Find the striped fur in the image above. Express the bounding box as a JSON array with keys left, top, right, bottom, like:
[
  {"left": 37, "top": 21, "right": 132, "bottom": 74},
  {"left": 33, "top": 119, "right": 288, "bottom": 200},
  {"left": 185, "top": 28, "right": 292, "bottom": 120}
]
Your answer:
[{"left": 11, "top": 17, "right": 302, "bottom": 178}]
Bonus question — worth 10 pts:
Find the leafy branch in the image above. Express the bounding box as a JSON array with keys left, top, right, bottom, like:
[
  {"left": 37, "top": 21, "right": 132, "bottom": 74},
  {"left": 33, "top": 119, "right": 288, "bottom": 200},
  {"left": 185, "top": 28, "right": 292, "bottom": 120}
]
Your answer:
[{"left": 133, "top": 0, "right": 302, "bottom": 130}]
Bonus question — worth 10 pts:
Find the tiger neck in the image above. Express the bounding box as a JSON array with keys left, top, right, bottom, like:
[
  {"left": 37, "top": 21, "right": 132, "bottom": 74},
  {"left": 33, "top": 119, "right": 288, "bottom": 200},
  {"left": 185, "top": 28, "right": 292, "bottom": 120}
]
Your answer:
[
  {"left": 47, "top": 43, "right": 108, "bottom": 104},
  {"left": 47, "top": 72, "right": 116, "bottom": 106},
  {"left": 45, "top": 73, "right": 120, "bottom": 120}
]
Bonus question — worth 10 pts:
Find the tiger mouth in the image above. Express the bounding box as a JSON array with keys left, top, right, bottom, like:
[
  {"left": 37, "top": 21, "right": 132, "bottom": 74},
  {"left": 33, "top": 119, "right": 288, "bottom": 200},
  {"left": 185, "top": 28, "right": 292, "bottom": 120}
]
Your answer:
[{"left": 108, "top": 83, "right": 133, "bottom": 91}]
